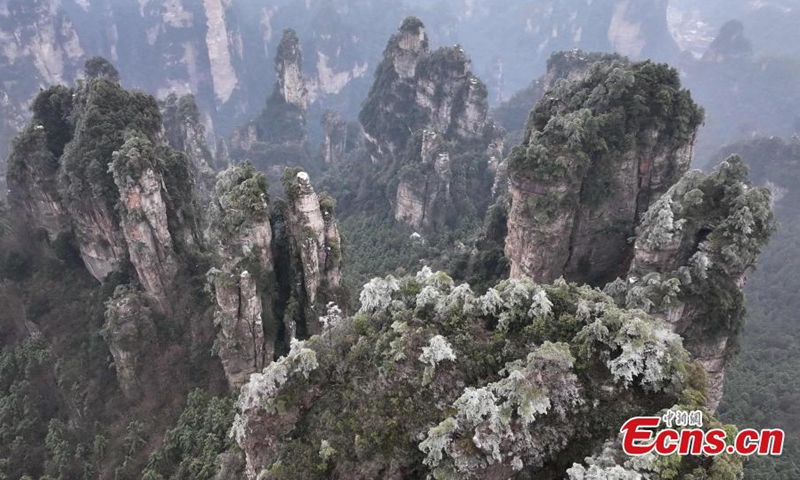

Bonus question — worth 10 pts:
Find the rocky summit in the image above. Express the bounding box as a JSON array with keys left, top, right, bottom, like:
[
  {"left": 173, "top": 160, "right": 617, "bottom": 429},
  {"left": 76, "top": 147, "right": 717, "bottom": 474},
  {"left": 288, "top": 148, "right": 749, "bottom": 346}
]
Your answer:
[{"left": 1, "top": 3, "right": 795, "bottom": 479}]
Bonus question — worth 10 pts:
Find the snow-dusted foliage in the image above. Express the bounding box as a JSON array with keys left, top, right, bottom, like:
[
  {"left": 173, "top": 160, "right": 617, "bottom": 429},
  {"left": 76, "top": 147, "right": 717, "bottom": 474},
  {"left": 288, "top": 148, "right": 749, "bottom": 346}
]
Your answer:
[
  {"left": 491, "top": 278, "right": 553, "bottom": 330},
  {"left": 576, "top": 309, "right": 687, "bottom": 392},
  {"left": 418, "top": 335, "right": 456, "bottom": 384},
  {"left": 478, "top": 287, "right": 503, "bottom": 316},
  {"left": 319, "top": 302, "right": 343, "bottom": 331},
  {"left": 637, "top": 195, "right": 684, "bottom": 249},
  {"left": 358, "top": 275, "right": 399, "bottom": 313},
  {"left": 231, "top": 338, "right": 318, "bottom": 444},
  {"left": 232, "top": 268, "right": 709, "bottom": 479},
  {"left": 689, "top": 250, "right": 711, "bottom": 280},
  {"left": 621, "top": 273, "right": 682, "bottom": 313},
  {"left": 567, "top": 441, "right": 647, "bottom": 480},
  {"left": 420, "top": 342, "right": 583, "bottom": 477}
]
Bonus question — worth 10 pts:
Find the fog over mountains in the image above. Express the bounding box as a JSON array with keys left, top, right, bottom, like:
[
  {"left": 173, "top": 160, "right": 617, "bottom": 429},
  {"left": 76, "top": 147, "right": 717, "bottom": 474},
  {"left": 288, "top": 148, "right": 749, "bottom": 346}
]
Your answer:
[{"left": 1, "top": 1, "right": 799, "bottom": 479}]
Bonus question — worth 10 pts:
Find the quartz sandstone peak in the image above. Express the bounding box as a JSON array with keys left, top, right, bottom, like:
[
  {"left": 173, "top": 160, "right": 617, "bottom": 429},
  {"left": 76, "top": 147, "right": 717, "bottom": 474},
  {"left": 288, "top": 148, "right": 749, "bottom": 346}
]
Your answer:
[
  {"left": 358, "top": 17, "right": 502, "bottom": 231},
  {"left": 505, "top": 57, "right": 703, "bottom": 286},
  {"left": 285, "top": 170, "right": 343, "bottom": 333}
]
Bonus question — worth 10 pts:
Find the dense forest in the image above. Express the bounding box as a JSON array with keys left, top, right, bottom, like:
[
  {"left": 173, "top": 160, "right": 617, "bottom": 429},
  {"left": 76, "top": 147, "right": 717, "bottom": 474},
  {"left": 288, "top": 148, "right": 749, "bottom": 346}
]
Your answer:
[{"left": 0, "top": 1, "right": 798, "bottom": 479}]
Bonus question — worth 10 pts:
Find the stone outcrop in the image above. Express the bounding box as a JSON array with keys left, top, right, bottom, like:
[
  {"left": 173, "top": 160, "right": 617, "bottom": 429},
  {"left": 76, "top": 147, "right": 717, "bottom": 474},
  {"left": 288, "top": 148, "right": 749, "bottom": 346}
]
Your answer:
[
  {"left": 320, "top": 110, "right": 360, "bottom": 165},
  {"left": 102, "top": 286, "right": 158, "bottom": 400},
  {"left": 702, "top": 20, "right": 753, "bottom": 63},
  {"left": 605, "top": 156, "right": 775, "bottom": 409},
  {"left": 394, "top": 129, "right": 452, "bottom": 229},
  {"left": 230, "top": 29, "right": 309, "bottom": 177},
  {"left": 112, "top": 137, "right": 180, "bottom": 311},
  {"left": 209, "top": 269, "right": 269, "bottom": 388},
  {"left": 161, "top": 93, "right": 218, "bottom": 195},
  {"left": 206, "top": 164, "right": 275, "bottom": 388},
  {"left": 68, "top": 197, "right": 129, "bottom": 282},
  {"left": 357, "top": 17, "right": 504, "bottom": 231},
  {"left": 285, "top": 171, "right": 343, "bottom": 334},
  {"left": 505, "top": 56, "right": 704, "bottom": 286},
  {"left": 205, "top": 164, "right": 344, "bottom": 387},
  {"left": 9, "top": 62, "right": 199, "bottom": 309},
  {"left": 6, "top": 124, "right": 69, "bottom": 239},
  {"left": 274, "top": 29, "right": 309, "bottom": 110}
]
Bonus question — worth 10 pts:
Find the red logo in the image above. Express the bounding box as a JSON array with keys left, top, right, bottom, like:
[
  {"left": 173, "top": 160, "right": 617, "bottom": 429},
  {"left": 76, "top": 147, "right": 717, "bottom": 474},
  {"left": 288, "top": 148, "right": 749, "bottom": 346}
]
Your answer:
[{"left": 620, "top": 414, "right": 784, "bottom": 456}]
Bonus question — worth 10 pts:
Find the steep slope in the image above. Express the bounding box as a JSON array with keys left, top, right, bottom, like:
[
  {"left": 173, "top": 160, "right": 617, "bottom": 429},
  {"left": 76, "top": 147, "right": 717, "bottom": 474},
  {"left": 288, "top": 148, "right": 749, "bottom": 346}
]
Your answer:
[
  {"left": 229, "top": 29, "right": 311, "bottom": 180},
  {"left": 231, "top": 269, "right": 741, "bottom": 479},
  {"left": 0, "top": 0, "right": 690, "bottom": 197},
  {"left": 1, "top": 58, "right": 346, "bottom": 476},
  {"left": 504, "top": 57, "right": 704, "bottom": 286},
  {"left": 605, "top": 157, "right": 774, "bottom": 409},
  {"left": 355, "top": 17, "right": 503, "bottom": 231}
]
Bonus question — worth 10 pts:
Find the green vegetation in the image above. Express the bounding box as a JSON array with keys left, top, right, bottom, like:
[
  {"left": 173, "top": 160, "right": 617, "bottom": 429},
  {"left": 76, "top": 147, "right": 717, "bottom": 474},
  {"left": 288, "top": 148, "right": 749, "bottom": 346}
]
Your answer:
[
  {"left": 508, "top": 58, "right": 704, "bottom": 210},
  {"left": 58, "top": 74, "right": 162, "bottom": 213},
  {"left": 232, "top": 269, "right": 740, "bottom": 479},
  {"left": 208, "top": 163, "right": 270, "bottom": 240},
  {"left": 715, "top": 137, "right": 800, "bottom": 478},
  {"left": 142, "top": 390, "right": 240, "bottom": 480}
]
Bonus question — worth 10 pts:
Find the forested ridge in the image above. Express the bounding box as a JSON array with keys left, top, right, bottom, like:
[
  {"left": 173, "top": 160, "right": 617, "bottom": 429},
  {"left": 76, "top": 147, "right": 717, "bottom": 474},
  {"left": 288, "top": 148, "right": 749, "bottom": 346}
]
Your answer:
[{"left": 0, "top": 5, "right": 798, "bottom": 479}]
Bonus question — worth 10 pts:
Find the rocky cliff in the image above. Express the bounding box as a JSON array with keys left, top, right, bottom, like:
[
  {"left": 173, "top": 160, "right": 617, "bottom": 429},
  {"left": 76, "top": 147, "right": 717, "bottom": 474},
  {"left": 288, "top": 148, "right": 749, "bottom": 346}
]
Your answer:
[
  {"left": 6, "top": 61, "right": 209, "bottom": 405},
  {"left": 204, "top": 163, "right": 344, "bottom": 387},
  {"left": 320, "top": 109, "right": 361, "bottom": 165},
  {"left": 605, "top": 156, "right": 775, "bottom": 409},
  {"left": 102, "top": 285, "right": 158, "bottom": 400},
  {"left": 231, "top": 269, "right": 741, "bottom": 479},
  {"left": 206, "top": 163, "right": 275, "bottom": 388},
  {"left": 285, "top": 171, "right": 344, "bottom": 331},
  {"left": 230, "top": 29, "right": 309, "bottom": 179},
  {"left": 504, "top": 56, "right": 704, "bottom": 286},
  {"left": 3, "top": 58, "right": 351, "bottom": 476},
  {"left": 161, "top": 93, "right": 219, "bottom": 197},
  {"left": 0, "top": 0, "right": 725, "bottom": 199},
  {"left": 357, "top": 17, "right": 503, "bottom": 231}
]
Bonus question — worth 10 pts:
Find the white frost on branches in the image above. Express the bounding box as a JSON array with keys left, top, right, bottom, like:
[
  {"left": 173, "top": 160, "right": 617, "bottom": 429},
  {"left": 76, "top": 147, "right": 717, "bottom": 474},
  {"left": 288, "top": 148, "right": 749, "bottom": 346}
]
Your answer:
[
  {"left": 319, "top": 302, "right": 343, "bottom": 331},
  {"left": 419, "top": 335, "right": 456, "bottom": 384},
  {"left": 231, "top": 338, "right": 319, "bottom": 444},
  {"left": 359, "top": 275, "right": 399, "bottom": 313},
  {"left": 420, "top": 342, "right": 583, "bottom": 475}
]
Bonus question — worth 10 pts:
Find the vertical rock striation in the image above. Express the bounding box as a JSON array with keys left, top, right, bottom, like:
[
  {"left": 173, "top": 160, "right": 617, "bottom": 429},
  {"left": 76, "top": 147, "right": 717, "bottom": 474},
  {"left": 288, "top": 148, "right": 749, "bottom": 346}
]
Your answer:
[
  {"left": 206, "top": 164, "right": 274, "bottom": 388},
  {"left": 320, "top": 110, "right": 361, "bottom": 165},
  {"left": 102, "top": 286, "right": 158, "bottom": 400},
  {"left": 504, "top": 57, "right": 703, "bottom": 286},
  {"left": 230, "top": 29, "right": 309, "bottom": 178},
  {"left": 284, "top": 170, "right": 344, "bottom": 334},
  {"left": 112, "top": 137, "right": 180, "bottom": 311},
  {"left": 605, "top": 156, "right": 775, "bottom": 409},
  {"left": 357, "top": 17, "right": 503, "bottom": 231}
]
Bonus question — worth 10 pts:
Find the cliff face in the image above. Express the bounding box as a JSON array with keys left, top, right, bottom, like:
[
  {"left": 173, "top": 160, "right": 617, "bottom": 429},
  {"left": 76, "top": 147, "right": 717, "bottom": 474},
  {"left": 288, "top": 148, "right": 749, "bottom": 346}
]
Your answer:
[
  {"left": 605, "top": 157, "right": 775, "bottom": 409},
  {"left": 285, "top": 171, "right": 343, "bottom": 333},
  {"left": 320, "top": 110, "right": 361, "bottom": 165},
  {"left": 357, "top": 17, "right": 503, "bottom": 231},
  {"left": 7, "top": 59, "right": 348, "bottom": 406},
  {"left": 504, "top": 57, "right": 703, "bottom": 286},
  {"left": 6, "top": 124, "right": 70, "bottom": 239},
  {"left": 161, "top": 93, "right": 218, "bottom": 188},
  {"left": 230, "top": 29, "right": 309, "bottom": 178},
  {"left": 205, "top": 164, "right": 344, "bottom": 387},
  {"left": 102, "top": 286, "right": 158, "bottom": 400},
  {"left": 206, "top": 164, "right": 275, "bottom": 388},
  {"left": 231, "top": 270, "right": 739, "bottom": 479},
  {"left": 8, "top": 59, "right": 199, "bottom": 308},
  {"left": 0, "top": 0, "right": 704, "bottom": 196},
  {"left": 112, "top": 137, "right": 181, "bottom": 311}
]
